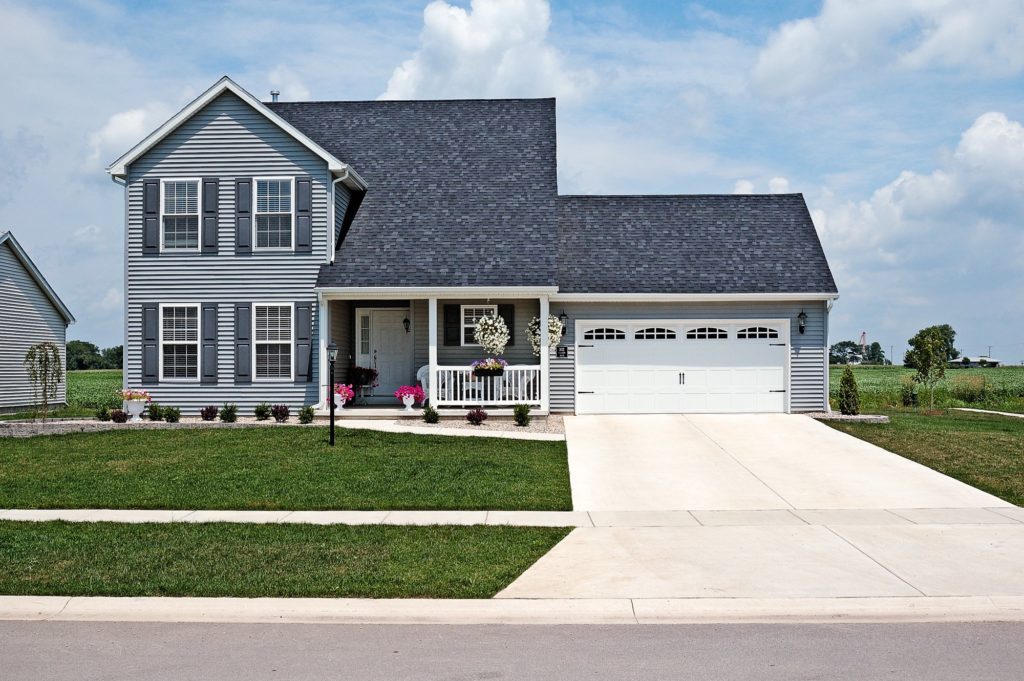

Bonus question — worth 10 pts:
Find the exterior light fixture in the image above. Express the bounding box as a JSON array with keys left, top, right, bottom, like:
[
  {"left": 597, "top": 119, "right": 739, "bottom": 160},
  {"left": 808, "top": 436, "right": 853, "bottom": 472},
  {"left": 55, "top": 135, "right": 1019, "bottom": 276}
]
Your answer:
[
  {"left": 327, "top": 341, "right": 338, "bottom": 446},
  {"left": 403, "top": 317, "right": 411, "bottom": 333},
  {"left": 797, "top": 310, "right": 807, "bottom": 335},
  {"left": 558, "top": 311, "right": 569, "bottom": 336}
]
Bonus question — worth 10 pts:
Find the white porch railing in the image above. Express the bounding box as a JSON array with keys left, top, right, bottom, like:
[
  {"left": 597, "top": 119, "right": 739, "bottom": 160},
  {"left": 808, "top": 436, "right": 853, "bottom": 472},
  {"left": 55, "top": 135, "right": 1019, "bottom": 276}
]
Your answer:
[{"left": 433, "top": 365, "right": 542, "bottom": 406}]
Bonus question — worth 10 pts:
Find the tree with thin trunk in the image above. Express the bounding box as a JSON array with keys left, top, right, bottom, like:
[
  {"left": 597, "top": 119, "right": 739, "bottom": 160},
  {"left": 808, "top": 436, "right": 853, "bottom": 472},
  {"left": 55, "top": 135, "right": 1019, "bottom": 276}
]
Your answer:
[
  {"left": 905, "top": 327, "right": 947, "bottom": 410},
  {"left": 23, "top": 342, "right": 64, "bottom": 420}
]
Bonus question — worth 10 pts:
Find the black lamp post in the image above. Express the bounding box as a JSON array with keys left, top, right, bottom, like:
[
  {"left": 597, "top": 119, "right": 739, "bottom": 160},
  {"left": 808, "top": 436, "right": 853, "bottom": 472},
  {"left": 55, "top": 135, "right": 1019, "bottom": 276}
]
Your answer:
[{"left": 327, "top": 341, "right": 338, "bottom": 446}]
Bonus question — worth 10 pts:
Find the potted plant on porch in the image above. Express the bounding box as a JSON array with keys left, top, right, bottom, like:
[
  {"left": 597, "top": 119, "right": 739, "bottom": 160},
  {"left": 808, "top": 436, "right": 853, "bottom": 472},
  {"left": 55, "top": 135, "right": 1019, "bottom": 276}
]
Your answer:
[
  {"left": 349, "top": 365, "right": 379, "bottom": 402},
  {"left": 334, "top": 383, "right": 355, "bottom": 409},
  {"left": 395, "top": 385, "right": 425, "bottom": 412},
  {"left": 117, "top": 388, "right": 151, "bottom": 422},
  {"left": 471, "top": 357, "right": 508, "bottom": 378},
  {"left": 472, "top": 313, "right": 510, "bottom": 378}
]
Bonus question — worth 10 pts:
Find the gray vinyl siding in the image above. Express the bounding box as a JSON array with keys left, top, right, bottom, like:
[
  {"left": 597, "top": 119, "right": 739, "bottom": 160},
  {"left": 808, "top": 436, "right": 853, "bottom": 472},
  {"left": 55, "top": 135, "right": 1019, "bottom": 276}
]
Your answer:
[
  {"left": 417, "top": 299, "right": 541, "bottom": 366},
  {"left": 0, "top": 242, "right": 68, "bottom": 410},
  {"left": 125, "top": 91, "right": 328, "bottom": 413},
  {"left": 550, "top": 301, "right": 828, "bottom": 413}
]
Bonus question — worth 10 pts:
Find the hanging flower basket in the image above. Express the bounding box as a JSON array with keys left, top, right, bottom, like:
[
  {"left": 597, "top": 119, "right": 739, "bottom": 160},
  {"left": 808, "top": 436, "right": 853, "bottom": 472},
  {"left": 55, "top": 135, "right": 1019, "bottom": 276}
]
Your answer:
[{"left": 472, "top": 357, "right": 507, "bottom": 378}]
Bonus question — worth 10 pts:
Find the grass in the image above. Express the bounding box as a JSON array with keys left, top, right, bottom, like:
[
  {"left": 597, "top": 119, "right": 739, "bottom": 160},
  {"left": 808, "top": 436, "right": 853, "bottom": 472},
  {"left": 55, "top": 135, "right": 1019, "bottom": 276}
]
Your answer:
[
  {"left": 67, "top": 369, "right": 122, "bottom": 410},
  {"left": 829, "top": 365, "right": 1024, "bottom": 413},
  {"left": 0, "top": 521, "right": 568, "bottom": 598},
  {"left": 0, "top": 405, "right": 97, "bottom": 421},
  {"left": 825, "top": 409, "right": 1024, "bottom": 506},
  {"left": 0, "top": 427, "right": 571, "bottom": 511}
]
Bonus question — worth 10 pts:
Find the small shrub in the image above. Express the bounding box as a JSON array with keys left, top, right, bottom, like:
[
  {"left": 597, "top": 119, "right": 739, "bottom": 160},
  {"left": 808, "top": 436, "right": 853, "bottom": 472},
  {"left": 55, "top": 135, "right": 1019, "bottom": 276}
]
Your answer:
[
  {"left": 838, "top": 366, "right": 860, "bottom": 416},
  {"left": 146, "top": 402, "right": 164, "bottom": 421},
  {"left": 466, "top": 408, "right": 488, "bottom": 426},
  {"left": 271, "top": 404, "right": 290, "bottom": 422},
  {"left": 219, "top": 403, "right": 238, "bottom": 423},
  {"left": 200, "top": 405, "right": 219, "bottom": 421},
  {"left": 163, "top": 406, "right": 181, "bottom": 423},
  {"left": 513, "top": 403, "right": 532, "bottom": 427},
  {"left": 951, "top": 374, "right": 988, "bottom": 403},
  {"left": 96, "top": 407, "right": 111, "bottom": 422},
  {"left": 422, "top": 405, "right": 440, "bottom": 424},
  {"left": 899, "top": 376, "right": 919, "bottom": 407},
  {"left": 254, "top": 402, "right": 272, "bottom": 421},
  {"left": 110, "top": 409, "right": 128, "bottom": 424},
  {"left": 298, "top": 405, "right": 315, "bottom": 424}
]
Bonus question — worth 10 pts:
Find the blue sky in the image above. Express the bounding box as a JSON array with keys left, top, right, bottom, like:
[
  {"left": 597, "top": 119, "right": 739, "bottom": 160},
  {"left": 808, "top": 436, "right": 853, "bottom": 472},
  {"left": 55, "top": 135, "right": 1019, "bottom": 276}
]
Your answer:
[{"left": 2, "top": 0, "right": 1022, "bottom": 362}]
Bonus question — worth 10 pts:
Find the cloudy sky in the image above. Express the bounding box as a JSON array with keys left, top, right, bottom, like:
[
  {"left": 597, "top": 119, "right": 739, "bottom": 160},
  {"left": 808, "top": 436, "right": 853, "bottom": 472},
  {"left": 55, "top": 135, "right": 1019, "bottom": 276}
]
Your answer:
[{"left": 2, "top": 0, "right": 1022, "bottom": 362}]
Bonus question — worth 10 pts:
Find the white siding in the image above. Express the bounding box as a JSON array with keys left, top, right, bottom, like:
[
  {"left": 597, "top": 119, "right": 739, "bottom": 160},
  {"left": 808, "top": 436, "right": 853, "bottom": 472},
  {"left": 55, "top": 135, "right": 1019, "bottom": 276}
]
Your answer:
[
  {"left": 125, "top": 91, "right": 328, "bottom": 413},
  {"left": 0, "top": 242, "right": 68, "bottom": 409}
]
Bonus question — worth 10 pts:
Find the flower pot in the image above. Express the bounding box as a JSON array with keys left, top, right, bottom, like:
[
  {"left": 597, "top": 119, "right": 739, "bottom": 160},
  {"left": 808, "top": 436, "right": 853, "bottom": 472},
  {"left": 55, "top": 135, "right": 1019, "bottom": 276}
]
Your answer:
[
  {"left": 401, "top": 394, "right": 417, "bottom": 412},
  {"left": 333, "top": 395, "right": 347, "bottom": 409},
  {"left": 125, "top": 400, "right": 146, "bottom": 422},
  {"left": 473, "top": 368, "right": 505, "bottom": 378}
]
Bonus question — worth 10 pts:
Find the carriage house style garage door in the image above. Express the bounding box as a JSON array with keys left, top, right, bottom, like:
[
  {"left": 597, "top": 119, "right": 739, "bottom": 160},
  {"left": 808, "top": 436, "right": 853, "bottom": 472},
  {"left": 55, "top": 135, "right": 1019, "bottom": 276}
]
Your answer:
[{"left": 575, "top": 320, "right": 790, "bottom": 414}]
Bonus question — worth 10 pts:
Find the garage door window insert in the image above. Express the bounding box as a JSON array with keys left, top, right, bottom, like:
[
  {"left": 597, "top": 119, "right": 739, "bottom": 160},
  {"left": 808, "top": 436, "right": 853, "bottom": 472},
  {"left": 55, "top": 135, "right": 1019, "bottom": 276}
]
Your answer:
[
  {"left": 686, "top": 327, "right": 728, "bottom": 340},
  {"left": 255, "top": 304, "right": 293, "bottom": 380},
  {"left": 583, "top": 328, "right": 626, "bottom": 340},
  {"left": 737, "top": 326, "right": 779, "bottom": 339},
  {"left": 635, "top": 327, "right": 676, "bottom": 340}
]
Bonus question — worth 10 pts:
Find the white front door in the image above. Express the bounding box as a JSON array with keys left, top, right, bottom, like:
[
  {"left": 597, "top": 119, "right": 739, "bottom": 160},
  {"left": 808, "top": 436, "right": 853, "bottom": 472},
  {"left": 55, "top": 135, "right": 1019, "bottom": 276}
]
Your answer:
[{"left": 356, "top": 309, "right": 414, "bottom": 398}]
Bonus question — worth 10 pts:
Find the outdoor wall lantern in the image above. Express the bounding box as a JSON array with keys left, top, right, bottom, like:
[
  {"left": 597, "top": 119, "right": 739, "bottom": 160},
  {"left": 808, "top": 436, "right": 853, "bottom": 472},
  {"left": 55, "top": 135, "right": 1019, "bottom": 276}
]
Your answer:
[
  {"left": 403, "top": 317, "right": 411, "bottom": 333},
  {"left": 797, "top": 310, "right": 807, "bottom": 335},
  {"left": 558, "top": 311, "right": 569, "bottom": 337}
]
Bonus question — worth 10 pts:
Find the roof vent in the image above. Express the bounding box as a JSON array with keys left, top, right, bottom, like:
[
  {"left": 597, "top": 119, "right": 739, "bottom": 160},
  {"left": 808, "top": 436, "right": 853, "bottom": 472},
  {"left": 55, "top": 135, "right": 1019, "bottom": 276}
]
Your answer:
[{"left": 270, "top": 90, "right": 280, "bottom": 103}]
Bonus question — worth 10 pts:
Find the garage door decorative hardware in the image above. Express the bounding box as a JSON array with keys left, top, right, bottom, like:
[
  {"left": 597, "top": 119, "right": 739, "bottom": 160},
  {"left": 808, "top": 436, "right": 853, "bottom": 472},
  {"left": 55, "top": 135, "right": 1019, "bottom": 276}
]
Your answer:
[
  {"left": 577, "top": 391, "right": 595, "bottom": 394},
  {"left": 770, "top": 343, "right": 787, "bottom": 347},
  {"left": 769, "top": 389, "right": 787, "bottom": 393}
]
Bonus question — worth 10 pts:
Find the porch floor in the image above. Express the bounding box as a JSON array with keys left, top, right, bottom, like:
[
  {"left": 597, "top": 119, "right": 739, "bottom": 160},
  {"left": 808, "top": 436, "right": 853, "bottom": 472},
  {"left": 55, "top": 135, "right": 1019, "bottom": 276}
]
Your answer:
[{"left": 316, "top": 406, "right": 550, "bottom": 420}]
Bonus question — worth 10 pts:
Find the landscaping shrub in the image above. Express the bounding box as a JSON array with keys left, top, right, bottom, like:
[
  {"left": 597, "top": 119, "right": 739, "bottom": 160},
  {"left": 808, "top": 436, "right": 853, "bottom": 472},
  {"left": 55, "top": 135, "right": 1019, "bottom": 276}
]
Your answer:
[
  {"left": 219, "top": 403, "right": 238, "bottom": 423},
  {"left": 899, "top": 375, "right": 919, "bottom": 407},
  {"left": 146, "top": 403, "right": 164, "bottom": 421},
  {"left": 466, "top": 408, "right": 488, "bottom": 426},
  {"left": 110, "top": 409, "right": 128, "bottom": 424},
  {"left": 271, "top": 404, "right": 290, "bottom": 423},
  {"left": 838, "top": 366, "right": 860, "bottom": 416},
  {"left": 422, "top": 405, "right": 440, "bottom": 424},
  {"left": 254, "top": 402, "right": 271, "bottom": 421},
  {"left": 200, "top": 405, "right": 219, "bottom": 421},
  {"left": 162, "top": 407, "right": 181, "bottom": 423},
  {"left": 298, "top": 406, "right": 315, "bottom": 424},
  {"left": 96, "top": 407, "right": 111, "bottom": 422},
  {"left": 951, "top": 374, "right": 988, "bottom": 403},
  {"left": 513, "top": 403, "right": 531, "bottom": 427}
]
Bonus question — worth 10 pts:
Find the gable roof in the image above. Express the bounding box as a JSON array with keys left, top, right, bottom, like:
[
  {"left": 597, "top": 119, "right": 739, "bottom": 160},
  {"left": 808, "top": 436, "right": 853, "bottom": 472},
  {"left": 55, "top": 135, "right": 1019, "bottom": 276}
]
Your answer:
[
  {"left": 106, "top": 77, "right": 365, "bottom": 189},
  {"left": 0, "top": 232, "right": 75, "bottom": 324},
  {"left": 557, "top": 194, "right": 838, "bottom": 295},
  {"left": 269, "top": 98, "right": 559, "bottom": 289}
]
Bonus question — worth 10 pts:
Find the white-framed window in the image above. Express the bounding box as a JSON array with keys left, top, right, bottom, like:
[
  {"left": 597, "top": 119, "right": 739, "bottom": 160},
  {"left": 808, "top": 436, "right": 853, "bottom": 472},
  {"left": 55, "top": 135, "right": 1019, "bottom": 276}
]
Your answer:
[
  {"left": 359, "top": 313, "right": 370, "bottom": 355},
  {"left": 583, "top": 327, "right": 626, "bottom": 341},
  {"left": 737, "top": 326, "right": 779, "bottom": 339},
  {"left": 254, "top": 303, "right": 293, "bottom": 380},
  {"left": 461, "top": 305, "right": 498, "bottom": 346},
  {"left": 160, "top": 179, "right": 200, "bottom": 251},
  {"left": 254, "top": 177, "right": 294, "bottom": 250},
  {"left": 634, "top": 327, "right": 676, "bottom": 340},
  {"left": 159, "top": 304, "right": 200, "bottom": 381},
  {"left": 685, "top": 327, "right": 728, "bottom": 340}
]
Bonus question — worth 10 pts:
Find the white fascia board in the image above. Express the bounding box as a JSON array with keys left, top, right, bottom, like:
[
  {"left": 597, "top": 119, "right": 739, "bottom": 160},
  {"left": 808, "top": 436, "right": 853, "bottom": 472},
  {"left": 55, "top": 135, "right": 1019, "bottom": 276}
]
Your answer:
[
  {"left": 550, "top": 292, "right": 839, "bottom": 303},
  {"left": 106, "top": 76, "right": 366, "bottom": 190},
  {"left": 0, "top": 232, "right": 75, "bottom": 324},
  {"left": 317, "top": 286, "right": 559, "bottom": 299}
]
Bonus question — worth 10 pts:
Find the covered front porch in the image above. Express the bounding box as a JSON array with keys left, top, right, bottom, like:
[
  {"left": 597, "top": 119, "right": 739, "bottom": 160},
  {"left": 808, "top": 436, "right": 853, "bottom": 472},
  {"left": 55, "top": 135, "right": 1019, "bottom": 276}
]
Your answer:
[{"left": 316, "top": 288, "right": 553, "bottom": 413}]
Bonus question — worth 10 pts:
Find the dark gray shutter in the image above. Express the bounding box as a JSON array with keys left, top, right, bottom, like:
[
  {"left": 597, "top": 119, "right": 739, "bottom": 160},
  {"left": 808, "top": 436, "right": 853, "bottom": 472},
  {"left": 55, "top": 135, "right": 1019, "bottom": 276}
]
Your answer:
[
  {"left": 141, "top": 304, "right": 159, "bottom": 384},
  {"left": 497, "top": 304, "right": 515, "bottom": 346},
  {"left": 143, "top": 179, "right": 160, "bottom": 255},
  {"left": 443, "top": 305, "right": 461, "bottom": 346},
  {"left": 201, "top": 304, "right": 218, "bottom": 384},
  {"left": 235, "top": 178, "right": 252, "bottom": 253},
  {"left": 202, "top": 178, "right": 219, "bottom": 253},
  {"left": 235, "top": 303, "right": 251, "bottom": 383},
  {"left": 295, "top": 176, "right": 312, "bottom": 253},
  {"left": 294, "top": 303, "right": 313, "bottom": 382}
]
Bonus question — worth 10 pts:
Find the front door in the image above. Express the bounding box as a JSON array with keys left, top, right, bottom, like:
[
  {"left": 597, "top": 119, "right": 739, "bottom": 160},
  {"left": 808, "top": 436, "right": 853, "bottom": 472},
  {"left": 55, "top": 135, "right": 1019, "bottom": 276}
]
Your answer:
[{"left": 356, "top": 309, "right": 414, "bottom": 399}]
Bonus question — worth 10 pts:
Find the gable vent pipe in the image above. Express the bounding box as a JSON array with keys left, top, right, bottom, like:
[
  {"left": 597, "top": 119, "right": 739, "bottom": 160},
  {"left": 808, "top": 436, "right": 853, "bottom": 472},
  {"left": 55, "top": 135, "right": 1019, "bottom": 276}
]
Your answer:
[{"left": 270, "top": 90, "right": 280, "bottom": 103}]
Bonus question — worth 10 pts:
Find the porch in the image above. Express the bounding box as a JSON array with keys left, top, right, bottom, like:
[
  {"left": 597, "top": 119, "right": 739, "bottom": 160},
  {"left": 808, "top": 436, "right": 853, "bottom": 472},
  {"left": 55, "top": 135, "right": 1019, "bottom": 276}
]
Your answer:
[{"left": 316, "top": 290, "right": 553, "bottom": 412}]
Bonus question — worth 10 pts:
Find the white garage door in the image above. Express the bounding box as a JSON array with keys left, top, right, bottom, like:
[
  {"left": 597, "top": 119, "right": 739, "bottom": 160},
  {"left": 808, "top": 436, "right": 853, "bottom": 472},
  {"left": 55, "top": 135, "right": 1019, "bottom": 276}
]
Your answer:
[{"left": 575, "top": 320, "right": 788, "bottom": 414}]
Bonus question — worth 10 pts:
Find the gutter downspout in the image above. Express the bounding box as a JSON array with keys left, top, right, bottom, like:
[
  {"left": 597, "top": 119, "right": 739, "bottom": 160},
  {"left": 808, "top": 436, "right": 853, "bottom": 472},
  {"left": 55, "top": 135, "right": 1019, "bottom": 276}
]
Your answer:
[
  {"left": 112, "top": 174, "right": 129, "bottom": 392},
  {"left": 824, "top": 298, "right": 835, "bottom": 413},
  {"left": 330, "top": 169, "right": 351, "bottom": 265}
]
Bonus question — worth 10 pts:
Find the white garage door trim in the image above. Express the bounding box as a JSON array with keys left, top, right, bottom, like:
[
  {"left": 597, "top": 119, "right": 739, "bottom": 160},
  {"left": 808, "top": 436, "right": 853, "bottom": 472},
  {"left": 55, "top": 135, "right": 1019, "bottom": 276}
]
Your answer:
[{"left": 573, "top": 318, "right": 791, "bottom": 414}]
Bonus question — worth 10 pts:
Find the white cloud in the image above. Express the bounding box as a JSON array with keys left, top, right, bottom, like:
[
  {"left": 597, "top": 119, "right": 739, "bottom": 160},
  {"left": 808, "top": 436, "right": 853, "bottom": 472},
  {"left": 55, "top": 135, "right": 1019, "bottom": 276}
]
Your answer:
[
  {"left": 732, "top": 179, "right": 754, "bottom": 194},
  {"left": 768, "top": 176, "right": 790, "bottom": 194},
  {"left": 381, "top": 0, "right": 591, "bottom": 100},
  {"left": 91, "top": 287, "right": 123, "bottom": 312},
  {"left": 268, "top": 65, "right": 310, "bottom": 101},
  {"left": 85, "top": 103, "right": 172, "bottom": 169}
]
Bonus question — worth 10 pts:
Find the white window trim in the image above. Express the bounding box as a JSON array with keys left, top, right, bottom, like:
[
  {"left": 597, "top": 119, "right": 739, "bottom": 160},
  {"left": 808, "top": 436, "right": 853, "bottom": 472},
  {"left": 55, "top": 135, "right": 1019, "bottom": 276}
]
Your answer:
[
  {"left": 252, "top": 176, "right": 296, "bottom": 252},
  {"left": 460, "top": 304, "right": 498, "bottom": 347},
  {"left": 252, "top": 301, "right": 295, "bottom": 382},
  {"left": 159, "top": 178, "right": 202, "bottom": 253},
  {"left": 158, "top": 303, "right": 201, "bottom": 382}
]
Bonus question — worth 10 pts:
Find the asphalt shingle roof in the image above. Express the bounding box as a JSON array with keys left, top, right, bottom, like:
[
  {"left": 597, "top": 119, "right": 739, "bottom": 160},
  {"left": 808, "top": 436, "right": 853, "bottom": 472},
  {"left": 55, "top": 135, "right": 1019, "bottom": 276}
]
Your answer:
[{"left": 557, "top": 194, "right": 838, "bottom": 294}]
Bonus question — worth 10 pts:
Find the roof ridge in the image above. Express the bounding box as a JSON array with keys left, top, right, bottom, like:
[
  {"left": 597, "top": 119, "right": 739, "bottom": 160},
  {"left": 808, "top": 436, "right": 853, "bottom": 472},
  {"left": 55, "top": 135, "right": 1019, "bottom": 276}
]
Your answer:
[
  {"left": 268, "top": 97, "right": 556, "bottom": 105},
  {"left": 559, "top": 193, "right": 804, "bottom": 199}
]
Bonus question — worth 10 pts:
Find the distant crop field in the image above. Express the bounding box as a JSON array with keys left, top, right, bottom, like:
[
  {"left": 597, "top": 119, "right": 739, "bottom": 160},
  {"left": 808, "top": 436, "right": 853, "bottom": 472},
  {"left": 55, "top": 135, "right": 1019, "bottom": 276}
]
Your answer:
[
  {"left": 67, "top": 370, "right": 122, "bottom": 410},
  {"left": 829, "top": 365, "right": 1024, "bottom": 412}
]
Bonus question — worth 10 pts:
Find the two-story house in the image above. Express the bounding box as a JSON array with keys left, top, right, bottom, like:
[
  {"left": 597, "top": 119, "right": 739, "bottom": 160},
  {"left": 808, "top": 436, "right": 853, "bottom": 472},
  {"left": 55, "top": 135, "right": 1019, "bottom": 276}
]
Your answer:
[{"left": 108, "top": 77, "right": 838, "bottom": 415}]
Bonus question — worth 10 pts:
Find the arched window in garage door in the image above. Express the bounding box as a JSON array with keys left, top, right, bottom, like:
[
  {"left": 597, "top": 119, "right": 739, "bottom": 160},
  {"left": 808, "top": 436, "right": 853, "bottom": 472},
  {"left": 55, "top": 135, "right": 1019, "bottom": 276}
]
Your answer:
[
  {"left": 634, "top": 327, "right": 677, "bottom": 340},
  {"left": 685, "top": 327, "right": 728, "bottom": 340},
  {"left": 736, "top": 326, "right": 780, "bottom": 339},
  {"left": 583, "top": 327, "right": 626, "bottom": 340}
]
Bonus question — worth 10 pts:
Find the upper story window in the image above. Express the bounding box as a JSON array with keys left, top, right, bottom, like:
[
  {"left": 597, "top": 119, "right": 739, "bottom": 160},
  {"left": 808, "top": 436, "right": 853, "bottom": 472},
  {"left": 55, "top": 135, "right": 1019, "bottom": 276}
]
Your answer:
[
  {"left": 254, "top": 303, "right": 293, "bottom": 380},
  {"left": 161, "top": 180, "right": 200, "bottom": 251},
  {"left": 160, "top": 304, "right": 199, "bottom": 380},
  {"left": 255, "top": 178, "right": 293, "bottom": 249},
  {"left": 462, "top": 305, "right": 497, "bottom": 346}
]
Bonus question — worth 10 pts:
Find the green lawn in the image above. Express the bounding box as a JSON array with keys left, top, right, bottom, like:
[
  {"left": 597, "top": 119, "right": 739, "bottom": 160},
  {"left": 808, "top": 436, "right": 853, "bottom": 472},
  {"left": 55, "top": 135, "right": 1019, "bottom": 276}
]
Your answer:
[
  {"left": 0, "top": 427, "right": 571, "bottom": 511},
  {"left": 0, "top": 521, "right": 568, "bottom": 598},
  {"left": 830, "top": 365, "right": 1024, "bottom": 412},
  {"left": 825, "top": 409, "right": 1024, "bottom": 505}
]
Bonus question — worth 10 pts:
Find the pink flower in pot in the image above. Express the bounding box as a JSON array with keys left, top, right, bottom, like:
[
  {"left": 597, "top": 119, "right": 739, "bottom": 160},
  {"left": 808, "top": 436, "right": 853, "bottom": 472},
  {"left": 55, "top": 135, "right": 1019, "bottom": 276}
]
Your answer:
[
  {"left": 394, "top": 385, "right": 425, "bottom": 412},
  {"left": 334, "top": 383, "right": 355, "bottom": 409}
]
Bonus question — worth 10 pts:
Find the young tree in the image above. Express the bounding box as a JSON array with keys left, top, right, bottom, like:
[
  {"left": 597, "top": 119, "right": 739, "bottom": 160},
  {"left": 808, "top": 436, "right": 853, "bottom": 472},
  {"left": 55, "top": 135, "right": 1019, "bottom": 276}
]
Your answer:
[
  {"left": 904, "top": 324, "right": 958, "bottom": 368},
  {"left": 23, "top": 342, "right": 64, "bottom": 420},
  {"left": 837, "top": 366, "right": 860, "bottom": 415},
  {"left": 905, "top": 327, "right": 947, "bottom": 409}
]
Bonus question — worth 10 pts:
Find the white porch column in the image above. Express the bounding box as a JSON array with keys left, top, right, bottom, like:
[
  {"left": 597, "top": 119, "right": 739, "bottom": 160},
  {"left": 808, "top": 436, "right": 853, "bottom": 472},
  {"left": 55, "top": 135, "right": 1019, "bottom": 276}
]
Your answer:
[
  {"left": 428, "top": 297, "right": 439, "bottom": 406},
  {"left": 539, "top": 295, "right": 550, "bottom": 412},
  {"left": 317, "top": 293, "right": 329, "bottom": 408}
]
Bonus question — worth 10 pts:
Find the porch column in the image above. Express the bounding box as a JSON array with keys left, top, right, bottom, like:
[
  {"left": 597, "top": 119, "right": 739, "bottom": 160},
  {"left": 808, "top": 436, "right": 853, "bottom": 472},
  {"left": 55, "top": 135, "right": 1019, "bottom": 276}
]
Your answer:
[
  {"left": 539, "top": 295, "right": 550, "bottom": 412},
  {"left": 317, "top": 293, "right": 329, "bottom": 408},
  {"left": 428, "top": 297, "right": 439, "bottom": 406}
]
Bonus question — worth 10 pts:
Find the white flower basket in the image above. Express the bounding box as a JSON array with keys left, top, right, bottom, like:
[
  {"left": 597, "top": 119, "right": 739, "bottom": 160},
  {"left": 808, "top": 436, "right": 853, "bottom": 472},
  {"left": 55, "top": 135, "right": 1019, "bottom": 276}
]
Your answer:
[
  {"left": 474, "top": 314, "right": 510, "bottom": 356},
  {"left": 526, "top": 315, "right": 564, "bottom": 357}
]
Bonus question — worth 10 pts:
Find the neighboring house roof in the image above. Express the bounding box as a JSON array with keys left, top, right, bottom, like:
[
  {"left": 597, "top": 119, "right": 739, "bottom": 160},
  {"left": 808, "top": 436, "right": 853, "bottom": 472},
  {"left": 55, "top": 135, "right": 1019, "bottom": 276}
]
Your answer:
[
  {"left": 556, "top": 194, "right": 838, "bottom": 295},
  {"left": 0, "top": 231, "right": 75, "bottom": 324},
  {"left": 268, "top": 98, "right": 559, "bottom": 289}
]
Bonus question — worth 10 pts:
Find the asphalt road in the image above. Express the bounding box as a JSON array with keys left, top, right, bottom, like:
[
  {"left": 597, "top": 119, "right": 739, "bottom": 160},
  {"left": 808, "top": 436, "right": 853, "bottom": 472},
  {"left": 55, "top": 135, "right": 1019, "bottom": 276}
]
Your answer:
[{"left": 3, "top": 621, "right": 1023, "bottom": 680}]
